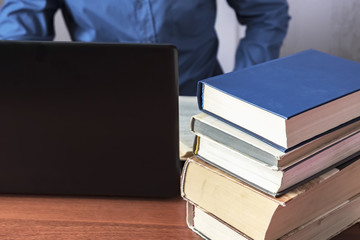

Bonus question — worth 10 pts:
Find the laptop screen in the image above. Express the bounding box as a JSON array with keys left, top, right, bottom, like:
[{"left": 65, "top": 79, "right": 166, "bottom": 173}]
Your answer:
[{"left": 0, "top": 41, "right": 181, "bottom": 197}]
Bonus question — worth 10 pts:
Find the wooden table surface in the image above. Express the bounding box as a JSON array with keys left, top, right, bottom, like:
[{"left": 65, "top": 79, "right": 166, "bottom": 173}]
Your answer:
[
  {"left": 0, "top": 194, "right": 358, "bottom": 240},
  {"left": 0, "top": 195, "right": 201, "bottom": 240}
]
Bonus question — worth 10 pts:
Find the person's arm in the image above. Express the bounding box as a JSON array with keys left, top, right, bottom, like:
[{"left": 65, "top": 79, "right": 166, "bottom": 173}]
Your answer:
[
  {"left": 0, "top": 0, "right": 61, "bottom": 40},
  {"left": 227, "top": 0, "right": 290, "bottom": 69}
]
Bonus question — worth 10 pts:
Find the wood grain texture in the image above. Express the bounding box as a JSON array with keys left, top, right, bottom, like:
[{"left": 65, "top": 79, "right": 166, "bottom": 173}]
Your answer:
[
  {"left": 0, "top": 195, "right": 201, "bottom": 240},
  {"left": 0, "top": 194, "right": 357, "bottom": 239}
]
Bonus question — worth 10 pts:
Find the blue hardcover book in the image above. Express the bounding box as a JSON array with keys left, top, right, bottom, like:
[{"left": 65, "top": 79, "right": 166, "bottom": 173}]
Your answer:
[{"left": 197, "top": 50, "right": 360, "bottom": 151}]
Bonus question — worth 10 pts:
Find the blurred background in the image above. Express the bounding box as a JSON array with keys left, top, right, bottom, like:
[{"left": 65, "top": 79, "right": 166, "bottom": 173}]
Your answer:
[
  {"left": 1, "top": 0, "right": 359, "bottom": 73},
  {"left": 216, "top": 0, "right": 360, "bottom": 72}
]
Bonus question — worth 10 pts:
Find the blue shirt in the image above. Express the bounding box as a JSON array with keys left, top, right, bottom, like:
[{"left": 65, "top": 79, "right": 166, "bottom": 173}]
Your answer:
[{"left": 0, "top": 0, "right": 290, "bottom": 95}]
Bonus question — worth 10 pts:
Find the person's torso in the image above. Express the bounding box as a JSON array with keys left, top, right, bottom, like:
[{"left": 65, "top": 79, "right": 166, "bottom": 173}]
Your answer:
[{"left": 61, "top": 0, "right": 222, "bottom": 95}]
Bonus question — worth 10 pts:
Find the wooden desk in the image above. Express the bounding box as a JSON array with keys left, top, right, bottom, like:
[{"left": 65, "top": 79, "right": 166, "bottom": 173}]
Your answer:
[
  {"left": 0, "top": 195, "right": 358, "bottom": 239},
  {"left": 0, "top": 195, "right": 200, "bottom": 240}
]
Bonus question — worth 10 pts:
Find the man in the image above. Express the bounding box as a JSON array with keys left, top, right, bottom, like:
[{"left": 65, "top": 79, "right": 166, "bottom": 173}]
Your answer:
[{"left": 0, "top": 0, "right": 290, "bottom": 95}]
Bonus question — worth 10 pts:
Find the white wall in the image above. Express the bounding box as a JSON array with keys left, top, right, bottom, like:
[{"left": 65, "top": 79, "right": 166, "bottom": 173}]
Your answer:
[
  {"left": 281, "top": 0, "right": 360, "bottom": 62},
  {"left": 215, "top": 0, "right": 245, "bottom": 73},
  {"left": 54, "top": 10, "right": 71, "bottom": 42},
  {"left": 216, "top": 0, "right": 360, "bottom": 71}
]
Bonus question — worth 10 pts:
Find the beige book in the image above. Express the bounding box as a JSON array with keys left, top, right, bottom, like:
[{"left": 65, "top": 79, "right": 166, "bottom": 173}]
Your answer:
[
  {"left": 186, "top": 193, "right": 360, "bottom": 240},
  {"left": 181, "top": 156, "right": 360, "bottom": 240}
]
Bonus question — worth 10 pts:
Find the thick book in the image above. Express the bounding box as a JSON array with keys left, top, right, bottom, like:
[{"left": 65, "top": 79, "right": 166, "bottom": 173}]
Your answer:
[
  {"left": 181, "top": 156, "right": 360, "bottom": 240},
  {"left": 186, "top": 194, "right": 360, "bottom": 240},
  {"left": 191, "top": 112, "right": 360, "bottom": 169},
  {"left": 197, "top": 50, "right": 360, "bottom": 150},
  {"left": 193, "top": 130, "right": 360, "bottom": 196}
]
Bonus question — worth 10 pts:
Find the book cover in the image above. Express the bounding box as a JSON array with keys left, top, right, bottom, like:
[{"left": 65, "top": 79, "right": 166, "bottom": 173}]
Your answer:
[{"left": 197, "top": 49, "right": 360, "bottom": 150}]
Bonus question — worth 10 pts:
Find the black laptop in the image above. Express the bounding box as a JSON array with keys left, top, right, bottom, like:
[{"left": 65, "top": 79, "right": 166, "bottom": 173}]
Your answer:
[{"left": 0, "top": 41, "right": 180, "bottom": 197}]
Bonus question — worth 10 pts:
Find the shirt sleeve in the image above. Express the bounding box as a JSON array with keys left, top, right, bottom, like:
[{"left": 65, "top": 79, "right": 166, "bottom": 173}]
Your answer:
[
  {"left": 0, "top": 0, "right": 61, "bottom": 40},
  {"left": 226, "top": 0, "right": 290, "bottom": 70}
]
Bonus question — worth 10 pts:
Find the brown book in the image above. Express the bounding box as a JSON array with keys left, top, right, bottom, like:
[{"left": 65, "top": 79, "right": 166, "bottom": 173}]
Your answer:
[{"left": 181, "top": 156, "right": 360, "bottom": 240}]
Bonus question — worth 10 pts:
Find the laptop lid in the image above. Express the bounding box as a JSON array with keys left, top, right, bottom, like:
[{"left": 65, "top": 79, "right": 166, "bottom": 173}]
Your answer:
[{"left": 0, "top": 41, "right": 180, "bottom": 197}]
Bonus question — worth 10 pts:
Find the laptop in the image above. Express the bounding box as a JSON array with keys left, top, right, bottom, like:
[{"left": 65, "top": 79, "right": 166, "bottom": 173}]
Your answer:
[{"left": 0, "top": 41, "right": 180, "bottom": 197}]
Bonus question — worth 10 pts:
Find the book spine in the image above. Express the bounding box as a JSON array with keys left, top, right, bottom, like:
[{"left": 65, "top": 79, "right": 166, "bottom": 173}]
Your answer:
[
  {"left": 193, "top": 135, "right": 200, "bottom": 155},
  {"left": 185, "top": 201, "right": 195, "bottom": 229},
  {"left": 180, "top": 159, "right": 191, "bottom": 200}
]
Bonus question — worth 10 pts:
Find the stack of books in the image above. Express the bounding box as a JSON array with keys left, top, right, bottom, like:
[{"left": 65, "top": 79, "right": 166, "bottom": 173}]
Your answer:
[{"left": 180, "top": 50, "right": 360, "bottom": 240}]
